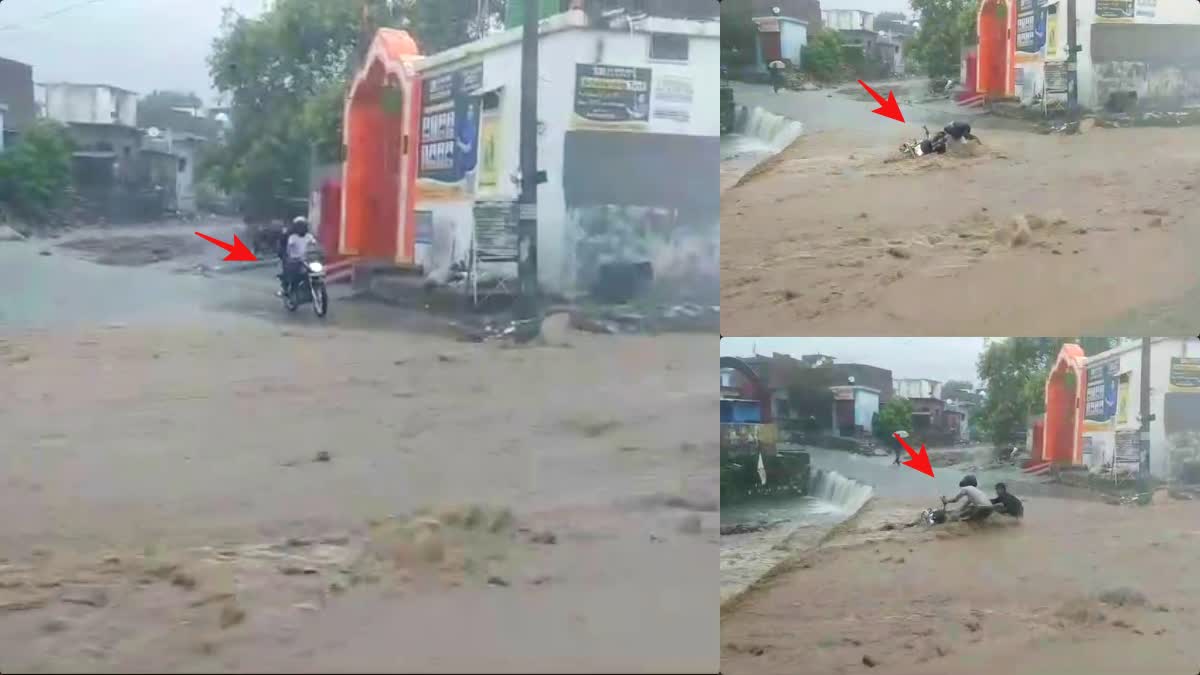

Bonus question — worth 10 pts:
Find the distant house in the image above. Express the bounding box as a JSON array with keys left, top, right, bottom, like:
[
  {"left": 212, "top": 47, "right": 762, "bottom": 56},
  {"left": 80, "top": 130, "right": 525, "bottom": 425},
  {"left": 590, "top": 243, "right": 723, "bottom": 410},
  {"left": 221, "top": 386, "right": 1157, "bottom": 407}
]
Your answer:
[
  {"left": 0, "top": 57, "right": 36, "bottom": 148},
  {"left": 821, "top": 8, "right": 874, "bottom": 31},
  {"left": 139, "top": 130, "right": 206, "bottom": 215},
  {"left": 752, "top": 15, "right": 809, "bottom": 67}
]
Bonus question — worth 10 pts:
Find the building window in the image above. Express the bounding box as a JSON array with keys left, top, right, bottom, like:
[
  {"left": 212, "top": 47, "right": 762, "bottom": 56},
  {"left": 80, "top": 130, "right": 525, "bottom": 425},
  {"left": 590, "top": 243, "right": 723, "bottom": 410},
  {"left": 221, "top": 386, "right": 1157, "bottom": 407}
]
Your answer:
[
  {"left": 649, "top": 33, "right": 688, "bottom": 62},
  {"left": 178, "top": 158, "right": 187, "bottom": 173}
]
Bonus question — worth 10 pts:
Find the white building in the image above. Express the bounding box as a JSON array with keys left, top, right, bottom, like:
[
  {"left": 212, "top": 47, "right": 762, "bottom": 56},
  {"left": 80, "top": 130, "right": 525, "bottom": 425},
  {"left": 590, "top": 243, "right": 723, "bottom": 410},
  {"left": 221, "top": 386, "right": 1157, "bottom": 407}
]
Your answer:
[
  {"left": 751, "top": 15, "right": 809, "bottom": 66},
  {"left": 830, "top": 384, "right": 881, "bottom": 437},
  {"left": 822, "top": 9, "right": 875, "bottom": 31},
  {"left": 1078, "top": 338, "right": 1200, "bottom": 480},
  {"left": 978, "top": 0, "right": 1200, "bottom": 110},
  {"left": 894, "top": 378, "right": 943, "bottom": 401},
  {"left": 411, "top": 8, "right": 719, "bottom": 297},
  {"left": 40, "top": 82, "right": 137, "bottom": 127}
]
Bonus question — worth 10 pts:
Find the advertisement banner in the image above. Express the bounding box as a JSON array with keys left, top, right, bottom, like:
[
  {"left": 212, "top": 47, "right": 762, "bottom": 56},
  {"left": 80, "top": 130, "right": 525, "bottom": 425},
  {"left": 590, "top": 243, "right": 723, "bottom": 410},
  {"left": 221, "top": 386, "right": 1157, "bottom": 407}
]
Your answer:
[
  {"left": 573, "top": 64, "right": 652, "bottom": 129},
  {"left": 1016, "top": 0, "right": 1045, "bottom": 53},
  {"left": 1170, "top": 357, "right": 1200, "bottom": 393},
  {"left": 1086, "top": 360, "right": 1119, "bottom": 426},
  {"left": 477, "top": 109, "right": 502, "bottom": 192},
  {"left": 1116, "top": 373, "right": 1131, "bottom": 425},
  {"left": 419, "top": 63, "right": 484, "bottom": 201},
  {"left": 1096, "top": 0, "right": 1134, "bottom": 20},
  {"left": 652, "top": 74, "right": 693, "bottom": 124}
]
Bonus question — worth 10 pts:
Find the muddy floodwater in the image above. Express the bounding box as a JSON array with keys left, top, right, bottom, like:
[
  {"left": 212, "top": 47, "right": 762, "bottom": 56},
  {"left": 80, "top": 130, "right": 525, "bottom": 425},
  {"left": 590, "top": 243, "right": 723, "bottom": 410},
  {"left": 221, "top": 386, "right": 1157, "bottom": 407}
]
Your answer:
[{"left": 1, "top": 228, "right": 718, "bottom": 672}]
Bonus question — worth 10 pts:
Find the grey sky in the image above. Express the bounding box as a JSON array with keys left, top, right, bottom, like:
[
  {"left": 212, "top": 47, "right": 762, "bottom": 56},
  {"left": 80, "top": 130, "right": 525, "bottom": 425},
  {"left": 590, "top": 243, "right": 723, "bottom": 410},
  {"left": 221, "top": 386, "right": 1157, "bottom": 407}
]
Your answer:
[
  {"left": 0, "top": 0, "right": 266, "bottom": 104},
  {"left": 821, "top": 0, "right": 912, "bottom": 16},
  {"left": 720, "top": 337, "right": 988, "bottom": 384}
]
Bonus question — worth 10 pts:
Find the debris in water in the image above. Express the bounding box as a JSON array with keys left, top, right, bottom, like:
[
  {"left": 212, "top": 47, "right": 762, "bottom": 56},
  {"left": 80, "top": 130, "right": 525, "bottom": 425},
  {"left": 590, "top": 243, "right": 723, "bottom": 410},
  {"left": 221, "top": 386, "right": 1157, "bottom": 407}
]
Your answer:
[
  {"left": 314, "top": 451, "right": 331, "bottom": 463},
  {"left": 862, "top": 654, "right": 878, "bottom": 667}
]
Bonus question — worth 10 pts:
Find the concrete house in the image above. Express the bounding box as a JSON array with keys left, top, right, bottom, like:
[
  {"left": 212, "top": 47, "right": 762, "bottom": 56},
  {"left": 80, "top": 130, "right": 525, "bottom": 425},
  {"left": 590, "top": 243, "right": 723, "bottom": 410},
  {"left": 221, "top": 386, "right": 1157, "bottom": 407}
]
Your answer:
[
  {"left": 337, "top": 4, "right": 719, "bottom": 301},
  {"left": 0, "top": 57, "right": 36, "bottom": 149},
  {"left": 975, "top": 0, "right": 1200, "bottom": 111}
]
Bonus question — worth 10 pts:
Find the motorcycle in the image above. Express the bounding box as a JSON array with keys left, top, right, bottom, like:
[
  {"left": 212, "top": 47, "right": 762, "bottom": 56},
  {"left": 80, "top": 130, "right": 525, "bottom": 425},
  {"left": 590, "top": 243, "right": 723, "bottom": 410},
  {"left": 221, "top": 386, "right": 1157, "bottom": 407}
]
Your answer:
[
  {"left": 282, "top": 255, "right": 329, "bottom": 317},
  {"left": 900, "top": 125, "right": 949, "bottom": 158},
  {"left": 900, "top": 122, "right": 981, "bottom": 159}
]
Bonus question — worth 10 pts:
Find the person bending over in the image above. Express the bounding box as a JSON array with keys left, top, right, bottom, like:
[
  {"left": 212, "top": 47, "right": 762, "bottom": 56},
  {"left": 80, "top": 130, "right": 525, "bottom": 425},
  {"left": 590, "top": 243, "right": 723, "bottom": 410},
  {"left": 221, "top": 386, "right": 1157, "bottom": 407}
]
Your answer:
[
  {"left": 942, "top": 474, "right": 994, "bottom": 522},
  {"left": 991, "top": 482, "right": 1024, "bottom": 519}
]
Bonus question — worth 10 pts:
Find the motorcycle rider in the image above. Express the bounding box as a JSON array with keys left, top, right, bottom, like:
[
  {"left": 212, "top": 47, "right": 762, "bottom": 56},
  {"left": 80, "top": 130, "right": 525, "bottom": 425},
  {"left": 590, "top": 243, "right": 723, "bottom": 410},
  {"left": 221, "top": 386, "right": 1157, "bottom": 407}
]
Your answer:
[
  {"left": 942, "top": 474, "right": 994, "bottom": 522},
  {"left": 282, "top": 216, "right": 317, "bottom": 296}
]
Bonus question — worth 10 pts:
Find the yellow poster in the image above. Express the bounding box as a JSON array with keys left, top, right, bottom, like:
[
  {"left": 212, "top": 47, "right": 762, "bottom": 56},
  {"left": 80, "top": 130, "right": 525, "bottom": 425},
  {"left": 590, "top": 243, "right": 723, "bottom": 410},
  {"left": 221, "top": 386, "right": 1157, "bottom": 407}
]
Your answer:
[
  {"left": 477, "top": 110, "right": 501, "bottom": 192},
  {"left": 1116, "top": 373, "right": 1130, "bottom": 425}
]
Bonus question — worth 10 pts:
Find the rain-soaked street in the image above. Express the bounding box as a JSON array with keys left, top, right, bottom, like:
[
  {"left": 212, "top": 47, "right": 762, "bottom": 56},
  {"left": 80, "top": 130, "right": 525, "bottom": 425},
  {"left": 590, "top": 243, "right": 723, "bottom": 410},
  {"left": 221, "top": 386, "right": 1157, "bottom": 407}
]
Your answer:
[{"left": 0, "top": 224, "right": 717, "bottom": 672}]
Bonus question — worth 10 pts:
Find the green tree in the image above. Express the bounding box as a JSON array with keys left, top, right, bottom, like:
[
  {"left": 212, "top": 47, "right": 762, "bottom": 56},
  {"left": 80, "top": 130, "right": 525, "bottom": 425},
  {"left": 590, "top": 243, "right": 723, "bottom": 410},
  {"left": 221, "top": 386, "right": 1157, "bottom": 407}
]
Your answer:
[
  {"left": 975, "top": 338, "right": 1122, "bottom": 446},
  {"left": 784, "top": 366, "right": 835, "bottom": 429},
  {"left": 942, "top": 379, "right": 978, "bottom": 404},
  {"left": 0, "top": 120, "right": 74, "bottom": 224},
  {"left": 720, "top": 0, "right": 756, "bottom": 67},
  {"left": 802, "top": 30, "right": 844, "bottom": 81},
  {"left": 409, "top": 0, "right": 508, "bottom": 55},
  {"left": 204, "top": 0, "right": 509, "bottom": 219},
  {"left": 136, "top": 90, "right": 221, "bottom": 139},
  {"left": 908, "top": 0, "right": 976, "bottom": 78},
  {"left": 877, "top": 11, "right": 909, "bottom": 23},
  {"left": 874, "top": 396, "right": 914, "bottom": 440}
]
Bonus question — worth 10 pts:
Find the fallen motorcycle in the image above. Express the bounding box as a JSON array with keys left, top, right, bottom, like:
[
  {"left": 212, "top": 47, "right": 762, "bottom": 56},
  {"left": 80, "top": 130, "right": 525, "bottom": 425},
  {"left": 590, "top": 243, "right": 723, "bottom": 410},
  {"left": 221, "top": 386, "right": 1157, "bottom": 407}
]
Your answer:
[
  {"left": 900, "top": 122, "right": 980, "bottom": 158},
  {"left": 900, "top": 125, "right": 948, "bottom": 158}
]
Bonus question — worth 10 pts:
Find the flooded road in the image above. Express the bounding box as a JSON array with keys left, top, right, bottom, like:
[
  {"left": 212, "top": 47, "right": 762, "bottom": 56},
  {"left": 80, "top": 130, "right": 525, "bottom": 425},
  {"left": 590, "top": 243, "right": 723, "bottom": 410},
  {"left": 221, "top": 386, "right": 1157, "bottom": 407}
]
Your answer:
[{"left": 1, "top": 229, "right": 718, "bottom": 672}]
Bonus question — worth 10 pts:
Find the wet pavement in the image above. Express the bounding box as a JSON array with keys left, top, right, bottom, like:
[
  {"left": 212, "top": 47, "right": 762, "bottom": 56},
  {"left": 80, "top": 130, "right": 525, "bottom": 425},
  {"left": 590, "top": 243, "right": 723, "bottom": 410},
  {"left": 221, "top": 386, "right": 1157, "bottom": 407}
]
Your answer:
[
  {"left": 1, "top": 227, "right": 459, "bottom": 336},
  {"left": 728, "top": 80, "right": 986, "bottom": 141}
]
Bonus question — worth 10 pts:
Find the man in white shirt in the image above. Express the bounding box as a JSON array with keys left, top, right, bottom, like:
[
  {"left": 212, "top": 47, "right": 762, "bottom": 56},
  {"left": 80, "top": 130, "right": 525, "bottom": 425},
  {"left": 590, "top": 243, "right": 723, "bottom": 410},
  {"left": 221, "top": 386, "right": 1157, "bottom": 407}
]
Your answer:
[
  {"left": 282, "top": 216, "right": 318, "bottom": 294},
  {"left": 942, "top": 475, "right": 994, "bottom": 522}
]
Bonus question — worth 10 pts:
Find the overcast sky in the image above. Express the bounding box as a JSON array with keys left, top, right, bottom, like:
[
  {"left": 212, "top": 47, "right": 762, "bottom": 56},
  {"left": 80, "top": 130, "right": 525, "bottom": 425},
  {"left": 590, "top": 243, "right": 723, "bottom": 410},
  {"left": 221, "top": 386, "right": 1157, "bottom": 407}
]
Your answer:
[
  {"left": 0, "top": 0, "right": 266, "bottom": 104},
  {"left": 720, "top": 337, "right": 989, "bottom": 384},
  {"left": 821, "top": 0, "right": 912, "bottom": 14}
]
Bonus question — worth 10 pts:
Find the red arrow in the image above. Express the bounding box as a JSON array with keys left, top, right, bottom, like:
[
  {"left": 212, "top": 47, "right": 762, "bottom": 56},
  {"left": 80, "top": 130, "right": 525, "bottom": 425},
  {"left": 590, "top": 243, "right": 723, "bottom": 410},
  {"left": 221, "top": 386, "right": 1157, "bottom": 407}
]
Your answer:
[
  {"left": 893, "top": 432, "right": 934, "bottom": 477},
  {"left": 195, "top": 232, "right": 257, "bottom": 261},
  {"left": 857, "top": 80, "right": 906, "bottom": 123}
]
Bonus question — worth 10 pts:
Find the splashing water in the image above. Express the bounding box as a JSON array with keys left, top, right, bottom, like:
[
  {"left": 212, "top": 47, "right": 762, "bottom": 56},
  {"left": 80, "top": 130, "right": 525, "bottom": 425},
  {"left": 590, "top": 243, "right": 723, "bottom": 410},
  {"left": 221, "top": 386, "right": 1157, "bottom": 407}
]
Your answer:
[{"left": 720, "top": 469, "right": 873, "bottom": 605}]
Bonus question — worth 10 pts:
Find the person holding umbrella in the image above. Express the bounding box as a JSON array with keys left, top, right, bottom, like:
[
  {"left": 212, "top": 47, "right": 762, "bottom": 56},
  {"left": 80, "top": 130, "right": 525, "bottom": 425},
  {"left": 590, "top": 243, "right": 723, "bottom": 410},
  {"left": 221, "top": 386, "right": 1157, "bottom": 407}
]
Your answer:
[{"left": 893, "top": 430, "right": 909, "bottom": 465}]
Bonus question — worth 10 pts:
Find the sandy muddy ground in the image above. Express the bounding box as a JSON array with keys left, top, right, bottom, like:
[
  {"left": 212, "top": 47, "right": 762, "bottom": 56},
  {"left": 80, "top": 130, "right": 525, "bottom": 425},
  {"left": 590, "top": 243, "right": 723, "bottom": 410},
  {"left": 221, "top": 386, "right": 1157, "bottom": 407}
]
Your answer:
[
  {"left": 1, "top": 276, "right": 717, "bottom": 670},
  {"left": 721, "top": 122, "right": 1200, "bottom": 335},
  {"left": 721, "top": 495, "right": 1200, "bottom": 675}
]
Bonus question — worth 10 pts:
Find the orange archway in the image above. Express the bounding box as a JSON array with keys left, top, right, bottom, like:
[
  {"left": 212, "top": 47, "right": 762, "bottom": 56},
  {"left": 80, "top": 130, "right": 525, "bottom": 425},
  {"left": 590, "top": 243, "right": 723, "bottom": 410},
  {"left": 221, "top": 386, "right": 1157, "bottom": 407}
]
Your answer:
[
  {"left": 977, "top": 0, "right": 1014, "bottom": 97},
  {"left": 341, "top": 29, "right": 422, "bottom": 263},
  {"left": 1044, "top": 344, "right": 1087, "bottom": 467}
]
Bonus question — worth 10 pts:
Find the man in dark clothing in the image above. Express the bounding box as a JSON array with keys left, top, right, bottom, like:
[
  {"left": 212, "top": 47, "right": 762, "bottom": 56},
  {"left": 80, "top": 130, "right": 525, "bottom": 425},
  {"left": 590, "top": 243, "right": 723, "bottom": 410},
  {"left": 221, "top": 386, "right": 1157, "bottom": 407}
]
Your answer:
[
  {"left": 767, "top": 60, "right": 785, "bottom": 94},
  {"left": 991, "top": 482, "right": 1024, "bottom": 519}
]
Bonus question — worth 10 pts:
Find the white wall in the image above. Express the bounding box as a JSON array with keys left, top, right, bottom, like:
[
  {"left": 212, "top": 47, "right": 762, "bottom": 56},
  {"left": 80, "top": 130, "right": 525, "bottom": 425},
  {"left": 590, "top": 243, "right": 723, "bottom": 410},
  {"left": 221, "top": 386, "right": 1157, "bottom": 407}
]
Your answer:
[
  {"left": 894, "top": 378, "right": 942, "bottom": 400},
  {"left": 415, "top": 14, "right": 718, "bottom": 295},
  {"left": 43, "top": 85, "right": 137, "bottom": 127},
  {"left": 779, "top": 19, "right": 809, "bottom": 64},
  {"left": 1081, "top": 338, "right": 1200, "bottom": 479},
  {"left": 822, "top": 9, "right": 873, "bottom": 31},
  {"left": 855, "top": 390, "right": 880, "bottom": 430},
  {"left": 1071, "top": 0, "right": 1200, "bottom": 108}
]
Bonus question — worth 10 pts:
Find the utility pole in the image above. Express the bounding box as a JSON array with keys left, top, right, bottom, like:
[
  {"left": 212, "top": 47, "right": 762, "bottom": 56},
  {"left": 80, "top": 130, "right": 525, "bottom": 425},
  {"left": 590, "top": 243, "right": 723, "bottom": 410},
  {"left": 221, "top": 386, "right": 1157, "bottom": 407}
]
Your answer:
[
  {"left": 1139, "top": 338, "right": 1152, "bottom": 478},
  {"left": 1066, "top": 0, "right": 1079, "bottom": 112},
  {"left": 516, "top": 0, "right": 540, "bottom": 319}
]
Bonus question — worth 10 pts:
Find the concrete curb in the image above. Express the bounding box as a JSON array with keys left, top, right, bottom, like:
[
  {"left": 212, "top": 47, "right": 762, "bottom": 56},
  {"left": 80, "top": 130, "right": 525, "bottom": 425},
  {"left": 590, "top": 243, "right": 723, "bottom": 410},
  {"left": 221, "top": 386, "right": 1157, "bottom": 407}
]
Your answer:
[{"left": 721, "top": 494, "right": 875, "bottom": 616}]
